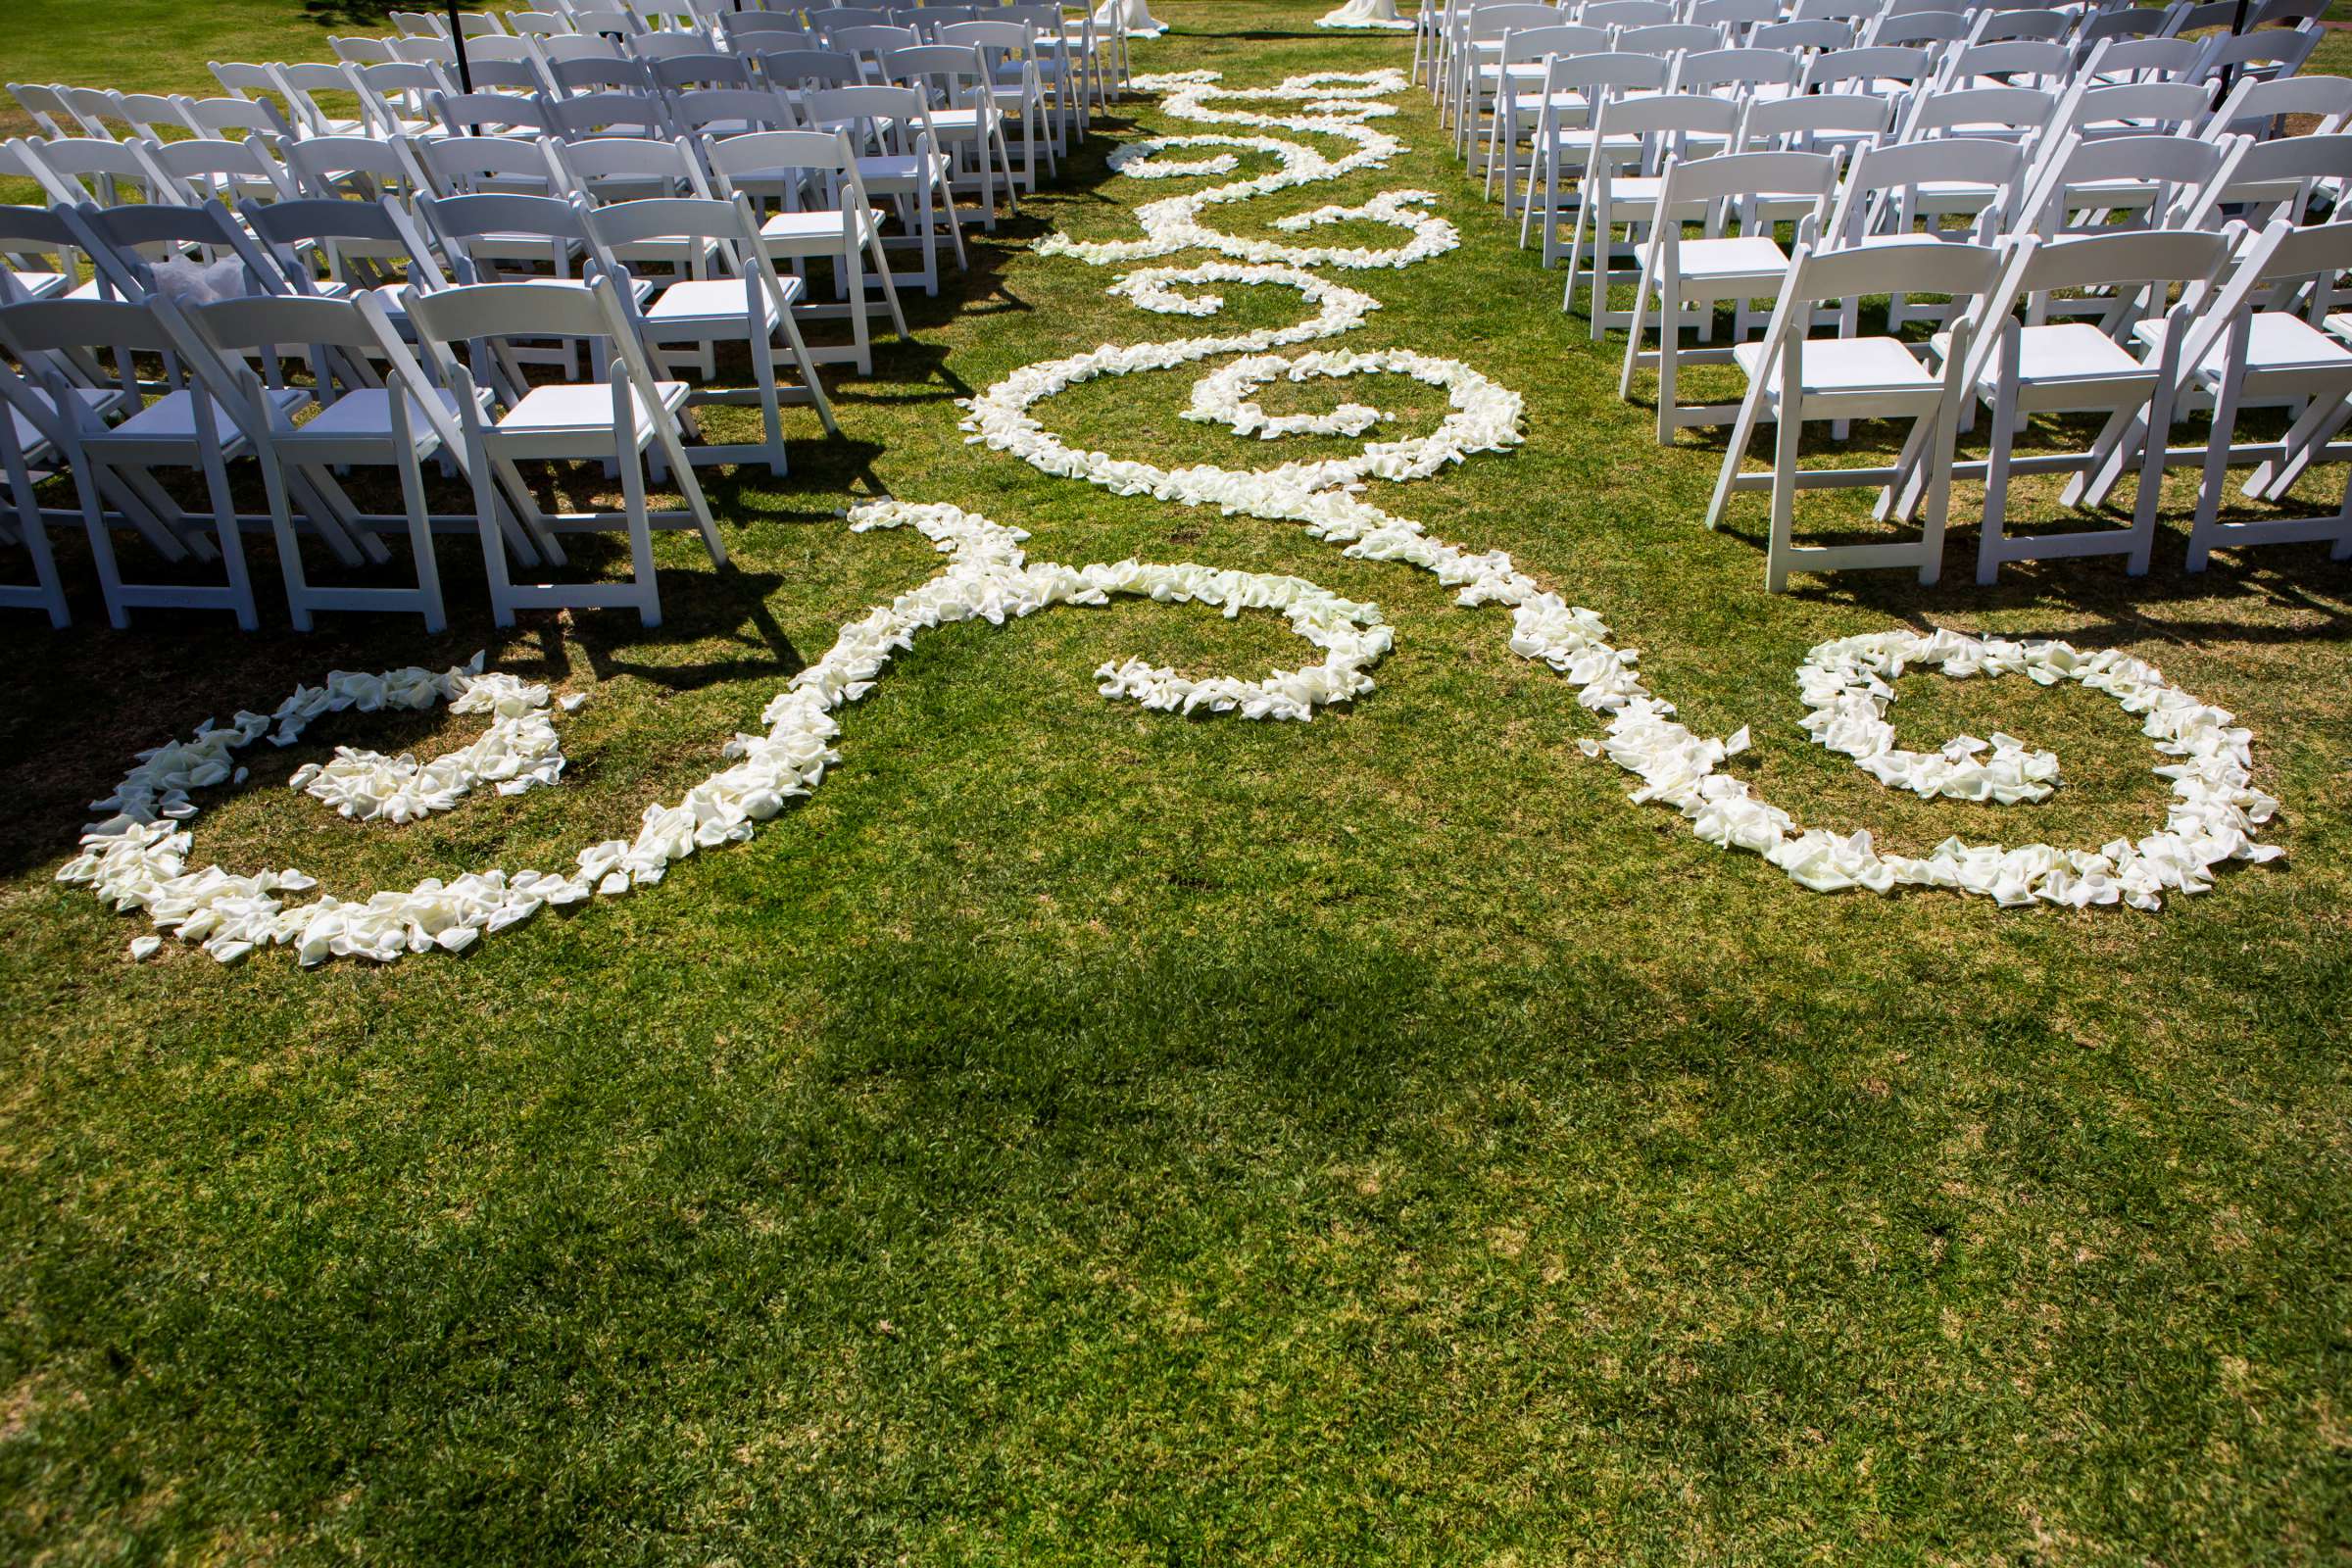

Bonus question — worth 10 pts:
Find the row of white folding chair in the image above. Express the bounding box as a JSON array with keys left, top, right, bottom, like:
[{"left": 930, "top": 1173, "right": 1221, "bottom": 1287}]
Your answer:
[
  {"left": 1600, "top": 126, "right": 2261, "bottom": 442},
  {"left": 1690, "top": 217, "right": 2352, "bottom": 591},
  {"left": 0, "top": 205, "right": 821, "bottom": 630}
]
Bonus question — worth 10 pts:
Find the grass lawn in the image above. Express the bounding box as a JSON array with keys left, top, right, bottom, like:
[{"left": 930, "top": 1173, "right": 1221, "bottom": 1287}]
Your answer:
[{"left": 3, "top": 1, "right": 2350, "bottom": 1561}]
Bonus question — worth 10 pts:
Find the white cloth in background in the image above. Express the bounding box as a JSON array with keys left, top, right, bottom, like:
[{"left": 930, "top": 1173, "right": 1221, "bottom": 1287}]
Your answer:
[
  {"left": 1093, "top": 0, "right": 1168, "bottom": 38},
  {"left": 1317, "top": 0, "right": 1413, "bottom": 29},
  {"left": 147, "top": 257, "right": 252, "bottom": 307}
]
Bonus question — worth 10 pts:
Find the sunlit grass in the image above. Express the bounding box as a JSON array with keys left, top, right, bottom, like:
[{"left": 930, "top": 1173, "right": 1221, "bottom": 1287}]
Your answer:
[{"left": 0, "top": 2, "right": 2348, "bottom": 1562}]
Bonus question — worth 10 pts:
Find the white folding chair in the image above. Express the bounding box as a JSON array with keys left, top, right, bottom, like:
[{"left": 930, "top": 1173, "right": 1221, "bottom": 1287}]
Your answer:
[
  {"left": 1483, "top": 25, "right": 1619, "bottom": 207},
  {"left": 583, "top": 192, "right": 840, "bottom": 473},
  {"left": 1924, "top": 227, "right": 2238, "bottom": 581},
  {"left": 1517, "top": 51, "right": 1671, "bottom": 253},
  {"left": 885, "top": 44, "right": 1018, "bottom": 229},
  {"left": 1703, "top": 237, "right": 2005, "bottom": 590},
  {"left": 704, "top": 127, "right": 908, "bottom": 372},
  {"left": 405, "top": 273, "right": 721, "bottom": 627},
  {"left": 1619, "top": 149, "right": 1842, "bottom": 443},
  {"left": 1562, "top": 93, "right": 1743, "bottom": 336},
  {"left": 2091, "top": 220, "right": 2352, "bottom": 567},
  {"left": 938, "top": 21, "right": 1058, "bottom": 185},
  {"left": 804, "top": 83, "right": 967, "bottom": 295},
  {"left": 190, "top": 292, "right": 487, "bottom": 631},
  {"left": 0, "top": 296, "right": 301, "bottom": 628}
]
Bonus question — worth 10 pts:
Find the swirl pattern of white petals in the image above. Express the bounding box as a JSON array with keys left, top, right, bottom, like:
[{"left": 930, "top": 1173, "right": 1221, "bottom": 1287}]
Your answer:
[
  {"left": 56, "top": 67, "right": 2285, "bottom": 968},
  {"left": 1037, "top": 71, "right": 1457, "bottom": 270},
  {"left": 61, "top": 506, "right": 1389, "bottom": 965},
  {"left": 967, "top": 70, "right": 2283, "bottom": 913}
]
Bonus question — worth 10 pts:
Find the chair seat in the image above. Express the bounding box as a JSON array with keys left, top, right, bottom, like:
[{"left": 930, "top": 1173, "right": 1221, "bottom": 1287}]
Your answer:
[
  {"left": 759, "top": 207, "right": 883, "bottom": 252},
  {"left": 497, "top": 379, "right": 689, "bottom": 439},
  {"left": 97, "top": 385, "right": 311, "bottom": 449},
  {"left": 4, "top": 269, "right": 72, "bottom": 300},
  {"left": 854, "top": 153, "right": 951, "bottom": 188},
  {"left": 2135, "top": 312, "right": 2352, "bottom": 379},
  {"left": 1732, "top": 335, "right": 1936, "bottom": 396},
  {"left": 1934, "top": 322, "right": 2154, "bottom": 393},
  {"left": 643, "top": 276, "right": 789, "bottom": 332},
  {"left": 7, "top": 386, "right": 133, "bottom": 456},
  {"left": 1676, "top": 235, "right": 1790, "bottom": 285},
  {"left": 1912, "top": 179, "right": 2001, "bottom": 203},
  {"left": 285, "top": 386, "right": 475, "bottom": 452}
]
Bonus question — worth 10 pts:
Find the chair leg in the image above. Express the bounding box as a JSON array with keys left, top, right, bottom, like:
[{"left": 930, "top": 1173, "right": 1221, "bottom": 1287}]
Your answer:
[
  {"left": 259, "top": 439, "right": 314, "bottom": 632},
  {"left": 1705, "top": 384, "right": 1766, "bottom": 533},
  {"left": 391, "top": 403, "right": 445, "bottom": 635},
  {"left": 2185, "top": 365, "right": 2247, "bottom": 573},
  {"left": 2125, "top": 374, "right": 2179, "bottom": 577},
  {"left": 1767, "top": 391, "right": 1802, "bottom": 594},
  {"left": 614, "top": 394, "right": 661, "bottom": 631},
  {"left": 193, "top": 407, "right": 258, "bottom": 632}
]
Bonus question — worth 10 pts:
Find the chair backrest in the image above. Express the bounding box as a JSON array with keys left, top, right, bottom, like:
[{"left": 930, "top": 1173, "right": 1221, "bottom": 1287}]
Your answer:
[
  {"left": 1749, "top": 19, "right": 1853, "bottom": 53},
  {"left": 1602, "top": 89, "right": 1743, "bottom": 140},
  {"left": 18, "top": 137, "right": 180, "bottom": 206},
  {"left": 2194, "top": 26, "right": 2321, "bottom": 83},
  {"left": 2078, "top": 6, "right": 2175, "bottom": 46},
  {"left": 389, "top": 35, "right": 460, "bottom": 66},
  {"left": 74, "top": 199, "right": 282, "bottom": 299},
  {"left": 281, "top": 134, "right": 422, "bottom": 202},
  {"left": 189, "top": 293, "right": 426, "bottom": 429},
  {"left": 547, "top": 89, "right": 675, "bottom": 139},
  {"left": 1679, "top": 47, "right": 1805, "bottom": 93},
  {"left": 509, "top": 12, "right": 578, "bottom": 37},
  {"left": 433, "top": 89, "right": 554, "bottom": 136},
  {"left": 390, "top": 8, "right": 450, "bottom": 37},
  {"left": 2025, "top": 130, "right": 2233, "bottom": 233},
  {"left": 550, "top": 54, "right": 657, "bottom": 94},
  {"left": 882, "top": 44, "right": 986, "bottom": 96},
  {"left": 7, "top": 83, "right": 77, "bottom": 139},
  {"left": 761, "top": 49, "right": 863, "bottom": 91},
  {"left": 540, "top": 33, "right": 628, "bottom": 64},
  {"left": 1803, "top": 45, "right": 1935, "bottom": 91},
  {"left": 627, "top": 29, "right": 714, "bottom": 61},
  {"left": 1907, "top": 84, "right": 2056, "bottom": 140},
  {"left": 2204, "top": 73, "right": 2352, "bottom": 138},
  {"left": 1967, "top": 8, "right": 2072, "bottom": 43},
  {"left": 245, "top": 195, "right": 439, "bottom": 287},
  {"left": 178, "top": 95, "right": 291, "bottom": 140},
  {"left": 1690, "top": 0, "right": 1777, "bottom": 32},
  {"left": 1787, "top": 233, "right": 2002, "bottom": 307},
  {"left": 2064, "top": 80, "right": 2216, "bottom": 137},
  {"left": 1464, "top": 4, "right": 1564, "bottom": 39},
  {"left": 1581, "top": 0, "right": 1678, "bottom": 24},
  {"left": 1499, "top": 24, "right": 1613, "bottom": 64},
  {"left": 1663, "top": 147, "right": 1840, "bottom": 208},
  {"left": 1740, "top": 91, "right": 1899, "bottom": 150},
  {"left": 2216, "top": 131, "right": 2352, "bottom": 215},
  {"left": 1543, "top": 52, "right": 1672, "bottom": 98},
  {"left": 2080, "top": 36, "right": 2202, "bottom": 84},
  {"left": 58, "top": 87, "right": 132, "bottom": 138},
  {"left": 1941, "top": 39, "right": 2073, "bottom": 89},
  {"left": 415, "top": 130, "right": 561, "bottom": 196},
  {"left": 650, "top": 52, "right": 755, "bottom": 90},
  {"left": 147, "top": 136, "right": 293, "bottom": 204},
  {"left": 1829, "top": 137, "right": 2026, "bottom": 240},
  {"left": 550, "top": 133, "right": 712, "bottom": 204},
  {"left": 456, "top": 57, "right": 553, "bottom": 94},
  {"left": 804, "top": 83, "right": 930, "bottom": 142},
  {"left": 275, "top": 62, "right": 368, "bottom": 133},
  {"left": 2003, "top": 226, "right": 2235, "bottom": 312},
  {"left": 1617, "top": 23, "right": 1727, "bottom": 57},
  {"left": 703, "top": 126, "right": 857, "bottom": 204},
  {"left": 721, "top": 12, "right": 812, "bottom": 44},
  {"left": 1872, "top": 13, "right": 1971, "bottom": 47},
  {"left": 0, "top": 204, "right": 89, "bottom": 291},
  {"left": 667, "top": 87, "right": 798, "bottom": 137},
  {"left": 417, "top": 190, "right": 589, "bottom": 282}
]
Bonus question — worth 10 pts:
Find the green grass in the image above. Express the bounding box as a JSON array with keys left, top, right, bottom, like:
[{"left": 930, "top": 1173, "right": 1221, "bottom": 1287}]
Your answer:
[{"left": 4, "top": 2, "right": 2351, "bottom": 1561}]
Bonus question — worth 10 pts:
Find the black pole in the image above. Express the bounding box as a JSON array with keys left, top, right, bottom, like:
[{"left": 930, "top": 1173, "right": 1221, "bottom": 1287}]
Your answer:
[
  {"left": 447, "top": 0, "right": 474, "bottom": 95},
  {"left": 2218, "top": 0, "right": 2254, "bottom": 102}
]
